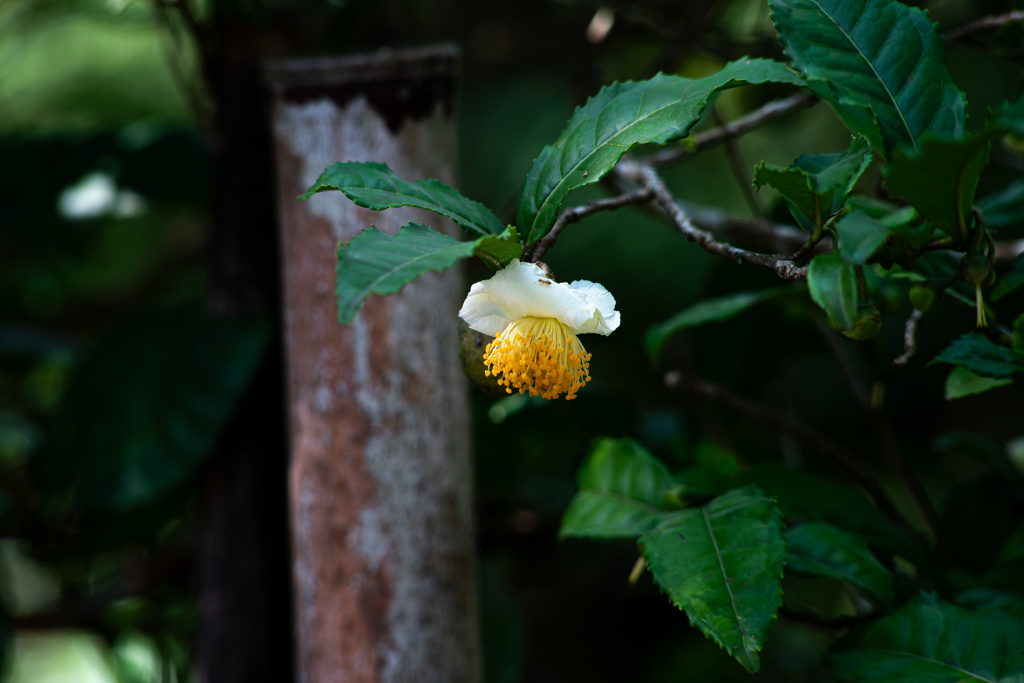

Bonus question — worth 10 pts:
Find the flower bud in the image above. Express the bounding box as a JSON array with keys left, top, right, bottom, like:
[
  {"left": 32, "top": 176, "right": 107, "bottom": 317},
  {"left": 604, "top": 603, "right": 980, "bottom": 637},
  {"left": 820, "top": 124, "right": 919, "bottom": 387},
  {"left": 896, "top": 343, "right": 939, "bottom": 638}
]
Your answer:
[
  {"left": 458, "top": 320, "right": 506, "bottom": 397},
  {"left": 959, "top": 253, "right": 996, "bottom": 287},
  {"left": 909, "top": 281, "right": 940, "bottom": 312},
  {"left": 840, "top": 302, "right": 882, "bottom": 341}
]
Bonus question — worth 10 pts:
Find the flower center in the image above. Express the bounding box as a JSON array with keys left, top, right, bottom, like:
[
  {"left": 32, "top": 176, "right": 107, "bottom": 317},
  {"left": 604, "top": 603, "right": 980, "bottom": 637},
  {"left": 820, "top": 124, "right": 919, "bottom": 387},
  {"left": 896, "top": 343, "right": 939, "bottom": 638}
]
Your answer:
[{"left": 482, "top": 316, "right": 592, "bottom": 400}]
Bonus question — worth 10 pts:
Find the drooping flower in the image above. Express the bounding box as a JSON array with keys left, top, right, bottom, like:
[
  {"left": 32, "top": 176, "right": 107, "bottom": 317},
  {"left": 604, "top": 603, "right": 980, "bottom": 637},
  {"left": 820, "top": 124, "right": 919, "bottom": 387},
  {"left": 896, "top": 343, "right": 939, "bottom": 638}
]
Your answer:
[{"left": 458, "top": 259, "right": 620, "bottom": 400}]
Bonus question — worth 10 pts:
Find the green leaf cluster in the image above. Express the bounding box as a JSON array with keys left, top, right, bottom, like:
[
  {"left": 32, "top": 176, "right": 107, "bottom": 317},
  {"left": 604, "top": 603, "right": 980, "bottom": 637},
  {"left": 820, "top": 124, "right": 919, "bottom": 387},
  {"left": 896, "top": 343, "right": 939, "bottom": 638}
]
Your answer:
[{"left": 560, "top": 440, "right": 908, "bottom": 673}]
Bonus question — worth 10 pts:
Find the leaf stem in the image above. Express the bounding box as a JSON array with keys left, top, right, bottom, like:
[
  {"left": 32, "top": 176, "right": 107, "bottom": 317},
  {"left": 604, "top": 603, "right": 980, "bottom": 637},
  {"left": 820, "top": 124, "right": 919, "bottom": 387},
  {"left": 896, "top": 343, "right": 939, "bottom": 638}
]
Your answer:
[{"left": 854, "top": 265, "right": 869, "bottom": 301}]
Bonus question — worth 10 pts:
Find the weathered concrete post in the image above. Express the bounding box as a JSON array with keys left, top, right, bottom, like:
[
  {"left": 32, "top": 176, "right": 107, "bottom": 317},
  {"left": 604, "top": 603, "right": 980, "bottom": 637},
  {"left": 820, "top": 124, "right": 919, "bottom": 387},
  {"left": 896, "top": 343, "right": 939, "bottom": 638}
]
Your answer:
[{"left": 265, "top": 47, "right": 480, "bottom": 683}]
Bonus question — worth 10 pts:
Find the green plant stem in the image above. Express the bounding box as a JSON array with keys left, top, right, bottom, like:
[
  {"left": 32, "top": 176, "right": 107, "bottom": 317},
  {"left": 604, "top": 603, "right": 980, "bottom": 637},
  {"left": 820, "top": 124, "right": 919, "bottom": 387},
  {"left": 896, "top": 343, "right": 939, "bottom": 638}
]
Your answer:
[{"left": 854, "top": 265, "right": 869, "bottom": 301}]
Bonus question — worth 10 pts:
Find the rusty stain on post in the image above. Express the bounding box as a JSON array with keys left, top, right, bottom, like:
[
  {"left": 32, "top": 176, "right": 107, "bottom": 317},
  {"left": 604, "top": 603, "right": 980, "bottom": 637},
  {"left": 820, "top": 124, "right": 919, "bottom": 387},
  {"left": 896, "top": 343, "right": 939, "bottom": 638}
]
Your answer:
[{"left": 266, "top": 46, "right": 479, "bottom": 683}]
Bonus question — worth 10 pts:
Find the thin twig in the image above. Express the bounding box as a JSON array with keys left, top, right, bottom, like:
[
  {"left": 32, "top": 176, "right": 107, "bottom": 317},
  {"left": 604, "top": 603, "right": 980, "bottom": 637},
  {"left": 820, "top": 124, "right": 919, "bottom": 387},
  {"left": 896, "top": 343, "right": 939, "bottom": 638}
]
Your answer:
[
  {"left": 646, "top": 93, "right": 817, "bottom": 166},
  {"left": 893, "top": 309, "right": 924, "bottom": 369},
  {"left": 530, "top": 187, "right": 653, "bottom": 262},
  {"left": 945, "top": 10, "right": 1024, "bottom": 43},
  {"left": 618, "top": 161, "right": 809, "bottom": 280},
  {"left": 718, "top": 115, "right": 766, "bottom": 219},
  {"left": 663, "top": 370, "right": 914, "bottom": 536},
  {"left": 811, "top": 317, "right": 956, "bottom": 566}
]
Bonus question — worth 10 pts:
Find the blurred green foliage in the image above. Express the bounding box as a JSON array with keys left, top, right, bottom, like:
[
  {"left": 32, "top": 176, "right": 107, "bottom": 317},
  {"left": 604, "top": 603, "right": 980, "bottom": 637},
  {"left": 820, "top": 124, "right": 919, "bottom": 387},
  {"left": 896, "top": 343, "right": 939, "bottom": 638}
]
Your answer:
[{"left": 1, "top": 0, "right": 1023, "bottom": 680}]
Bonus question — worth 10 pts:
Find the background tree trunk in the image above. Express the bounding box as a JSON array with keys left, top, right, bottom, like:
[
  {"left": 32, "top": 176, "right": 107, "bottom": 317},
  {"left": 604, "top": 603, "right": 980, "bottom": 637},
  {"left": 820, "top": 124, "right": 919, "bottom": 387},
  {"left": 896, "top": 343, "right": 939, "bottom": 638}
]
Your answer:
[
  {"left": 266, "top": 46, "right": 480, "bottom": 683},
  {"left": 199, "top": 22, "right": 295, "bottom": 683}
]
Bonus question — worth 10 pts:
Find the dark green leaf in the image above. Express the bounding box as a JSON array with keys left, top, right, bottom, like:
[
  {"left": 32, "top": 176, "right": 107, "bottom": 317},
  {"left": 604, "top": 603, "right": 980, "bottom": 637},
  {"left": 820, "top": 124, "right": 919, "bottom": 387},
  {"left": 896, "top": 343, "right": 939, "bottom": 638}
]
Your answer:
[
  {"left": 35, "top": 309, "right": 268, "bottom": 511},
  {"left": 885, "top": 133, "right": 992, "bottom": 240},
  {"left": 641, "top": 485, "right": 785, "bottom": 673},
  {"left": 929, "top": 333, "right": 1024, "bottom": 379},
  {"left": 335, "top": 223, "right": 520, "bottom": 324},
  {"left": 753, "top": 135, "right": 872, "bottom": 229},
  {"left": 768, "top": 0, "right": 967, "bottom": 155},
  {"left": 836, "top": 210, "right": 933, "bottom": 266},
  {"left": 671, "top": 441, "right": 743, "bottom": 503},
  {"left": 644, "top": 286, "right": 801, "bottom": 361},
  {"left": 944, "top": 366, "right": 1013, "bottom": 400},
  {"left": 1015, "top": 313, "right": 1024, "bottom": 352},
  {"left": 742, "top": 465, "right": 926, "bottom": 566},
  {"left": 955, "top": 588, "right": 1024, "bottom": 620},
  {"left": 517, "top": 58, "right": 803, "bottom": 244},
  {"left": 785, "top": 522, "right": 895, "bottom": 605},
  {"left": 807, "top": 252, "right": 858, "bottom": 329},
  {"left": 989, "top": 94, "right": 1024, "bottom": 136},
  {"left": 825, "top": 592, "right": 1024, "bottom": 683},
  {"left": 978, "top": 178, "right": 1024, "bottom": 234},
  {"left": 559, "top": 437, "right": 673, "bottom": 539},
  {"left": 992, "top": 258, "right": 1024, "bottom": 302},
  {"left": 298, "top": 161, "right": 505, "bottom": 238}
]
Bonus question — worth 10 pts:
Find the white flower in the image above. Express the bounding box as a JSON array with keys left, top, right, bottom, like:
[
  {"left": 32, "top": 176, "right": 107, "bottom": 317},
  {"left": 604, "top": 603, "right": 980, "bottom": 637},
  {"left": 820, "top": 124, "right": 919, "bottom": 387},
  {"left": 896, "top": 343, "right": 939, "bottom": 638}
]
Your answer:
[{"left": 458, "top": 259, "right": 620, "bottom": 400}]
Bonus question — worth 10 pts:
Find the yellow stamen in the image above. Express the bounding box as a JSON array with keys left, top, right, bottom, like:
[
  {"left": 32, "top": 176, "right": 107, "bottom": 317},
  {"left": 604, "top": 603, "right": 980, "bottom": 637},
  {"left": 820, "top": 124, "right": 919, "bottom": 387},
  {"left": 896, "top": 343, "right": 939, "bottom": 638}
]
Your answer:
[{"left": 483, "top": 316, "right": 592, "bottom": 400}]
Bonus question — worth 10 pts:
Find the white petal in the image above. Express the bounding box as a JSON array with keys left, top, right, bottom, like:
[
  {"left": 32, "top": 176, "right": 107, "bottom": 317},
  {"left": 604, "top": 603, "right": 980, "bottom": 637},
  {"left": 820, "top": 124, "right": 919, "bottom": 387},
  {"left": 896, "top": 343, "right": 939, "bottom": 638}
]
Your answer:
[
  {"left": 458, "top": 281, "right": 519, "bottom": 336},
  {"left": 458, "top": 259, "right": 620, "bottom": 337},
  {"left": 569, "top": 280, "right": 621, "bottom": 335}
]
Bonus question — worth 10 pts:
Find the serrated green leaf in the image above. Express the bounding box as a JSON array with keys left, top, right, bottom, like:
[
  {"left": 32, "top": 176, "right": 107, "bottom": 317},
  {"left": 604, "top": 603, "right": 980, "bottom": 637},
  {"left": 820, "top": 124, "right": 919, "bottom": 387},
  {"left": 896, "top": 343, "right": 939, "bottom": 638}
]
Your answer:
[
  {"left": 785, "top": 522, "right": 895, "bottom": 605},
  {"left": 34, "top": 309, "right": 268, "bottom": 511},
  {"left": 825, "top": 593, "right": 1024, "bottom": 683},
  {"left": 644, "top": 285, "right": 801, "bottom": 361},
  {"left": 335, "top": 223, "right": 520, "bottom": 324},
  {"left": 992, "top": 258, "right": 1024, "bottom": 302},
  {"left": 979, "top": 178, "right": 1024, "bottom": 234},
  {"left": 641, "top": 485, "right": 785, "bottom": 673},
  {"left": 299, "top": 161, "right": 505, "bottom": 238},
  {"left": 517, "top": 58, "right": 803, "bottom": 244},
  {"left": 929, "top": 332, "right": 1024, "bottom": 379},
  {"left": 945, "top": 366, "right": 1013, "bottom": 400},
  {"left": 807, "top": 252, "right": 858, "bottom": 329},
  {"left": 836, "top": 210, "right": 933, "bottom": 266},
  {"left": 885, "top": 133, "right": 992, "bottom": 240},
  {"left": 753, "top": 136, "right": 872, "bottom": 230},
  {"left": 743, "top": 465, "right": 926, "bottom": 565},
  {"left": 559, "top": 438, "right": 673, "bottom": 539},
  {"left": 768, "top": 0, "right": 967, "bottom": 156},
  {"left": 989, "top": 94, "right": 1024, "bottom": 136}
]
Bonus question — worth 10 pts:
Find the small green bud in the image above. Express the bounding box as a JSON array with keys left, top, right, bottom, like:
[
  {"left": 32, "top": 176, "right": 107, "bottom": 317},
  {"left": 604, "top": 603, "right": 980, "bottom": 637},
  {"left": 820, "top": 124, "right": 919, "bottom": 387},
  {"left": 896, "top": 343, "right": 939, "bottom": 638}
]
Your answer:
[
  {"left": 841, "top": 302, "right": 882, "bottom": 341},
  {"left": 663, "top": 484, "right": 690, "bottom": 510},
  {"left": 459, "top": 320, "right": 506, "bottom": 398},
  {"left": 909, "top": 281, "right": 940, "bottom": 312},
  {"left": 959, "top": 253, "right": 996, "bottom": 287}
]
